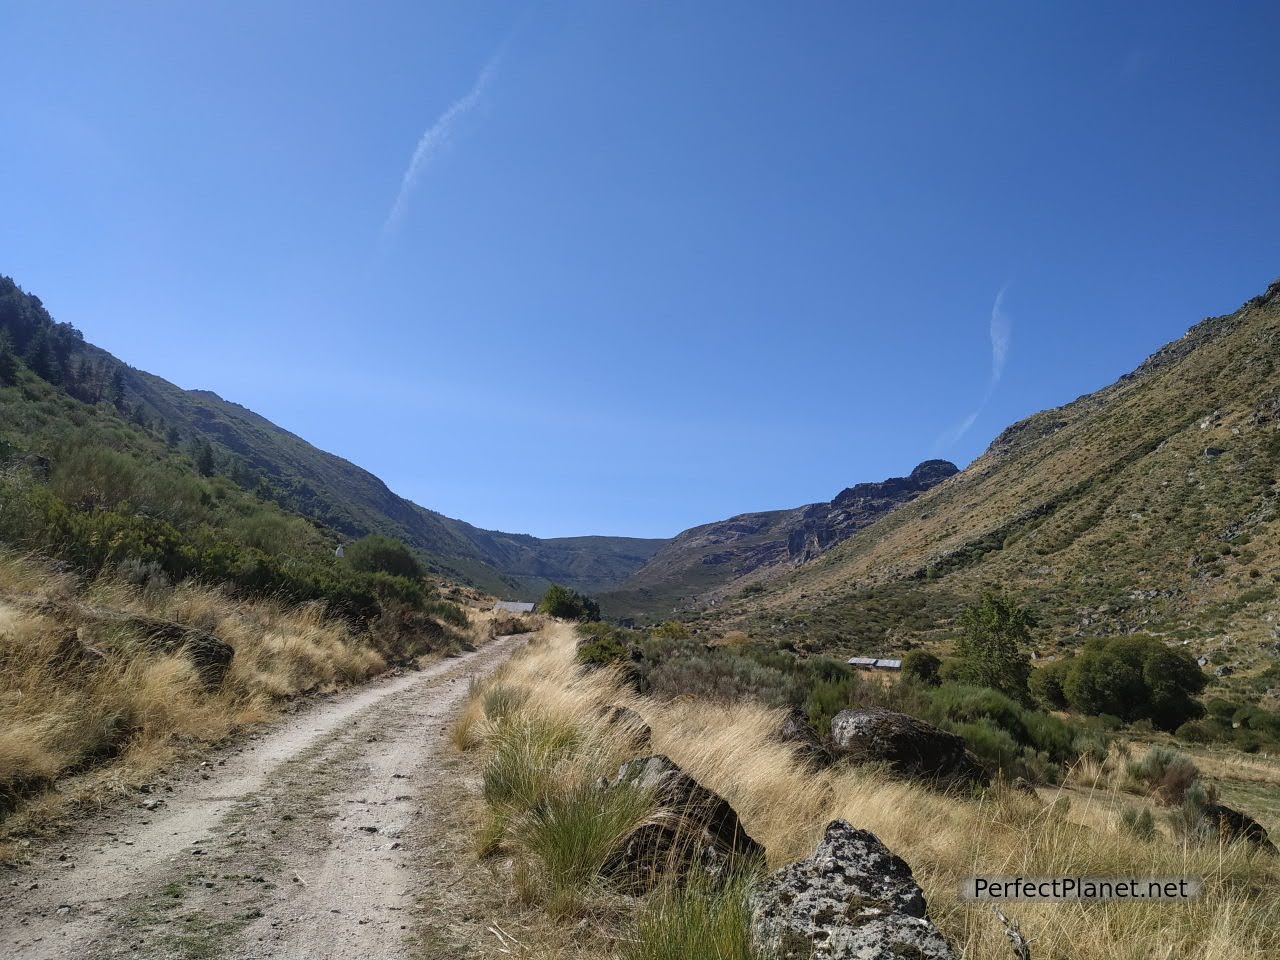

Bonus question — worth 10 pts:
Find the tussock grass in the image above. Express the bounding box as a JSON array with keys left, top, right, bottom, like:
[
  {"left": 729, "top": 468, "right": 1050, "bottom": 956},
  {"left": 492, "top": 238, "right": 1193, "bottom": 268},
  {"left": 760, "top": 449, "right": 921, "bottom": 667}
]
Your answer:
[
  {"left": 621, "top": 869, "right": 761, "bottom": 960},
  {"left": 462, "top": 648, "right": 661, "bottom": 917},
  {"left": 462, "top": 623, "right": 1280, "bottom": 960},
  {"left": 516, "top": 779, "right": 653, "bottom": 916}
]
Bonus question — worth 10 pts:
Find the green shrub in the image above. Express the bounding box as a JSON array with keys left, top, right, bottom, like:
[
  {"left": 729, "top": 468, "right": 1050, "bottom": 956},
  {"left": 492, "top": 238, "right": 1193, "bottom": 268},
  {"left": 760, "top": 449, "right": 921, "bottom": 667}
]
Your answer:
[
  {"left": 343, "top": 534, "right": 426, "bottom": 580},
  {"left": 652, "top": 620, "right": 690, "bottom": 640},
  {"left": 1125, "top": 745, "right": 1201, "bottom": 804},
  {"left": 1029, "top": 658, "right": 1071, "bottom": 708},
  {"left": 901, "top": 650, "right": 942, "bottom": 685},
  {"left": 648, "top": 652, "right": 795, "bottom": 708},
  {"left": 1060, "top": 636, "right": 1205, "bottom": 730},
  {"left": 537, "top": 584, "right": 601, "bottom": 621},
  {"left": 1118, "top": 806, "right": 1157, "bottom": 842},
  {"left": 1175, "top": 720, "right": 1214, "bottom": 744},
  {"left": 577, "top": 631, "right": 633, "bottom": 669}
]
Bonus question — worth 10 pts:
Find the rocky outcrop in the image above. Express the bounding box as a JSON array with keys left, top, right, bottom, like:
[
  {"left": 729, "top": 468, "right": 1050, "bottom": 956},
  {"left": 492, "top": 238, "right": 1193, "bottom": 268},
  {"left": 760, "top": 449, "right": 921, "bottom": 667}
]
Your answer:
[
  {"left": 777, "top": 708, "right": 831, "bottom": 765},
  {"left": 18, "top": 597, "right": 234, "bottom": 687},
  {"left": 601, "top": 755, "right": 764, "bottom": 888},
  {"left": 787, "top": 461, "right": 959, "bottom": 563},
  {"left": 828, "top": 709, "right": 987, "bottom": 788},
  {"left": 606, "top": 461, "right": 958, "bottom": 614},
  {"left": 749, "top": 819, "right": 956, "bottom": 960},
  {"left": 599, "top": 704, "right": 653, "bottom": 750},
  {"left": 1206, "top": 803, "right": 1277, "bottom": 854}
]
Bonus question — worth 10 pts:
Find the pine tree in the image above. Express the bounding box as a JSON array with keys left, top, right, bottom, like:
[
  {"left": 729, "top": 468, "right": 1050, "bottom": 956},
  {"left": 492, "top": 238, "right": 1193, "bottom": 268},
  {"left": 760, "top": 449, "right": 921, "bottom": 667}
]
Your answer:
[
  {"left": 195, "top": 440, "right": 217, "bottom": 477},
  {"left": 24, "top": 328, "right": 57, "bottom": 383},
  {"left": 0, "top": 330, "right": 17, "bottom": 386},
  {"left": 109, "top": 368, "right": 127, "bottom": 408}
]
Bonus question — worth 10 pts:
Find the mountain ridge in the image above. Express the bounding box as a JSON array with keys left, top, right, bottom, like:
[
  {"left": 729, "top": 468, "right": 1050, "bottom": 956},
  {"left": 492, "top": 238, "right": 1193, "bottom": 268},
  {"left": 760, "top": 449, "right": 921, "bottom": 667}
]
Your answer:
[{"left": 601, "top": 459, "right": 958, "bottom": 616}]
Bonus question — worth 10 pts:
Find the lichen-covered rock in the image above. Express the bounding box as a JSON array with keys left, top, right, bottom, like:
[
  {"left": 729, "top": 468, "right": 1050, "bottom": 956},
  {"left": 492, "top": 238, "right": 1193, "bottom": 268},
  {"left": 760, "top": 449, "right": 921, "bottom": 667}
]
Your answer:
[
  {"left": 749, "top": 820, "right": 956, "bottom": 960},
  {"left": 601, "top": 755, "right": 763, "bottom": 889},
  {"left": 828, "top": 709, "right": 987, "bottom": 788},
  {"left": 777, "top": 708, "right": 831, "bottom": 765}
]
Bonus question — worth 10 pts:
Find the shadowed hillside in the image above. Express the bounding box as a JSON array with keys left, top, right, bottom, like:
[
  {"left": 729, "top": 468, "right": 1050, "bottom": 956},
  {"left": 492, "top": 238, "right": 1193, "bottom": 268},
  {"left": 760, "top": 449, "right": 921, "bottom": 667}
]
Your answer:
[{"left": 0, "top": 276, "right": 665, "bottom": 596}]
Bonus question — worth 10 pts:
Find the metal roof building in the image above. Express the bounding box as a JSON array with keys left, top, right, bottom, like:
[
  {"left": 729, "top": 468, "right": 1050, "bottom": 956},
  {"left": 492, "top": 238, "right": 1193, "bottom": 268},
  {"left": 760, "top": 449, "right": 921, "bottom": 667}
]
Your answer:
[
  {"left": 847, "top": 656, "right": 902, "bottom": 670},
  {"left": 494, "top": 600, "right": 536, "bottom": 614}
]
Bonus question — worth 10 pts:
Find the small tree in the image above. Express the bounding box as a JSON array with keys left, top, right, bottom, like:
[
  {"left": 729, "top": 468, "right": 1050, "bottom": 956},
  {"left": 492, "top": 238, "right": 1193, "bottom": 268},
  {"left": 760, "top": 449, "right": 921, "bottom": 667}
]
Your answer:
[
  {"left": 537, "top": 583, "right": 600, "bottom": 621},
  {"left": 952, "top": 592, "right": 1033, "bottom": 702}
]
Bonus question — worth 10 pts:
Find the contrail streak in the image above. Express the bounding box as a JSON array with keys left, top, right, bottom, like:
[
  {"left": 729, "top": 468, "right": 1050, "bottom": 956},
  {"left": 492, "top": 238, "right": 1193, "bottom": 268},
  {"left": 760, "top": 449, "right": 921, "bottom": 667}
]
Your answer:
[
  {"left": 380, "top": 56, "right": 499, "bottom": 241},
  {"left": 937, "top": 284, "right": 1012, "bottom": 447}
]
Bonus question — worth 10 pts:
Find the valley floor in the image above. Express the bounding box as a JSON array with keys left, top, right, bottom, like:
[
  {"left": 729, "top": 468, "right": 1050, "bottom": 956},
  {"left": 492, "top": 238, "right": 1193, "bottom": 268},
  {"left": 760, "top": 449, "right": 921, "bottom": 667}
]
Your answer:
[{"left": 0, "top": 635, "right": 524, "bottom": 960}]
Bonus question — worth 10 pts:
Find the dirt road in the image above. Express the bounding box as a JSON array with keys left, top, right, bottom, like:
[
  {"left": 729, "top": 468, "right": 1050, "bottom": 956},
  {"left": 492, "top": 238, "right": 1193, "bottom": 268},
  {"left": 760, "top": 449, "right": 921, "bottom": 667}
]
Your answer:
[{"left": 0, "top": 635, "right": 523, "bottom": 960}]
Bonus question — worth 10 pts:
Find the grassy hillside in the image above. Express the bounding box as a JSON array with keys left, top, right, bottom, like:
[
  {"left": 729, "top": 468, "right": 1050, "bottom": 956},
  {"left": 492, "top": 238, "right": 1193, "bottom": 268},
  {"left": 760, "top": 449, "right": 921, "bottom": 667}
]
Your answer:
[
  {"left": 710, "top": 279, "right": 1280, "bottom": 705},
  {"left": 0, "top": 275, "right": 665, "bottom": 597}
]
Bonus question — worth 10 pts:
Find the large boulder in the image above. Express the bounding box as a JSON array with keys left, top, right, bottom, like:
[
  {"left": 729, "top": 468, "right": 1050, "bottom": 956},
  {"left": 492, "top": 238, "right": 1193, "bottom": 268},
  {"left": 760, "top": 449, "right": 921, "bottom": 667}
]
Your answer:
[
  {"left": 829, "top": 709, "right": 987, "bottom": 788},
  {"left": 602, "top": 755, "right": 764, "bottom": 888},
  {"left": 777, "top": 708, "right": 831, "bottom": 766},
  {"left": 749, "top": 819, "right": 956, "bottom": 960},
  {"left": 1205, "top": 803, "right": 1277, "bottom": 854}
]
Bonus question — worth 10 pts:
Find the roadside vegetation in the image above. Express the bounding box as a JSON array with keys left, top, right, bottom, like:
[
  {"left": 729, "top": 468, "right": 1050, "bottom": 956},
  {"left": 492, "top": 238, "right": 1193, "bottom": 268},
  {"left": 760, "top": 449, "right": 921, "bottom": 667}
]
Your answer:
[
  {"left": 0, "top": 549, "right": 482, "bottom": 852},
  {"left": 454, "top": 623, "right": 1280, "bottom": 960},
  {"left": 537, "top": 583, "right": 601, "bottom": 621}
]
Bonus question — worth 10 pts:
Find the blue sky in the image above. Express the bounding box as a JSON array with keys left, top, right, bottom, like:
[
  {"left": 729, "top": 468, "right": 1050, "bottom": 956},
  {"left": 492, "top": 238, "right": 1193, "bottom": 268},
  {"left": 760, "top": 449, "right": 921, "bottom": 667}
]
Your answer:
[{"left": 4, "top": 2, "right": 1279, "bottom": 538}]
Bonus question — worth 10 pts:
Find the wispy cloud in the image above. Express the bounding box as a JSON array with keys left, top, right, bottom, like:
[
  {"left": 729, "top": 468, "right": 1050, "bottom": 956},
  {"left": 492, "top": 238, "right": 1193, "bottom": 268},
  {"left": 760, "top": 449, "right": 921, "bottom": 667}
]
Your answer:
[
  {"left": 379, "top": 55, "right": 499, "bottom": 242},
  {"left": 937, "top": 285, "right": 1012, "bottom": 448}
]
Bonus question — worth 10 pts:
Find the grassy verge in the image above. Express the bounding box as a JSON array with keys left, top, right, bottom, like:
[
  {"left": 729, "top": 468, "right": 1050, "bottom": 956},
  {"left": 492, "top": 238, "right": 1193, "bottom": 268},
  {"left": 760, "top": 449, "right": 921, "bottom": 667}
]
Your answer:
[
  {"left": 0, "top": 551, "right": 484, "bottom": 856},
  {"left": 455, "top": 623, "right": 1280, "bottom": 960}
]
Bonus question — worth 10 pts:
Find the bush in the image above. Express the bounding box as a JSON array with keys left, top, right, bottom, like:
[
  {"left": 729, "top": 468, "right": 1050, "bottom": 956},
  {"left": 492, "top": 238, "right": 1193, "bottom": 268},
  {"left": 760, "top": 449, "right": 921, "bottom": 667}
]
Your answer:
[
  {"left": 537, "top": 584, "right": 600, "bottom": 621},
  {"left": 1125, "top": 745, "right": 1201, "bottom": 805},
  {"left": 1118, "top": 806, "right": 1157, "bottom": 842},
  {"left": 577, "top": 631, "right": 633, "bottom": 669},
  {"left": 1029, "top": 659, "right": 1071, "bottom": 708},
  {"left": 901, "top": 650, "right": 942, "bottom": 685},
  {"left": 1060, "top": 636, "right": 1205, "bottom": 731},
  {"left": 343, "top": 534, "right": 426, "bottom": 580},
  {"left": 1175, "top": 720, "right": 1214, "bottom": 744},
  {"left": 652, "top": 620, "right": 690, "bottom": 640}
]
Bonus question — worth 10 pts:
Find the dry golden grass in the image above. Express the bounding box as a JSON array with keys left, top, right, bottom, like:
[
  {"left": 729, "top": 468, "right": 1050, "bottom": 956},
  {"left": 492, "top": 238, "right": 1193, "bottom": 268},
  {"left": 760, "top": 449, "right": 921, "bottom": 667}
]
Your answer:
[
  {"left": 0, "top": 551, "right": 479, "bottom": 849},
  {"left": 466, "top": 622, "right": 1280, "bottom": 960}
]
